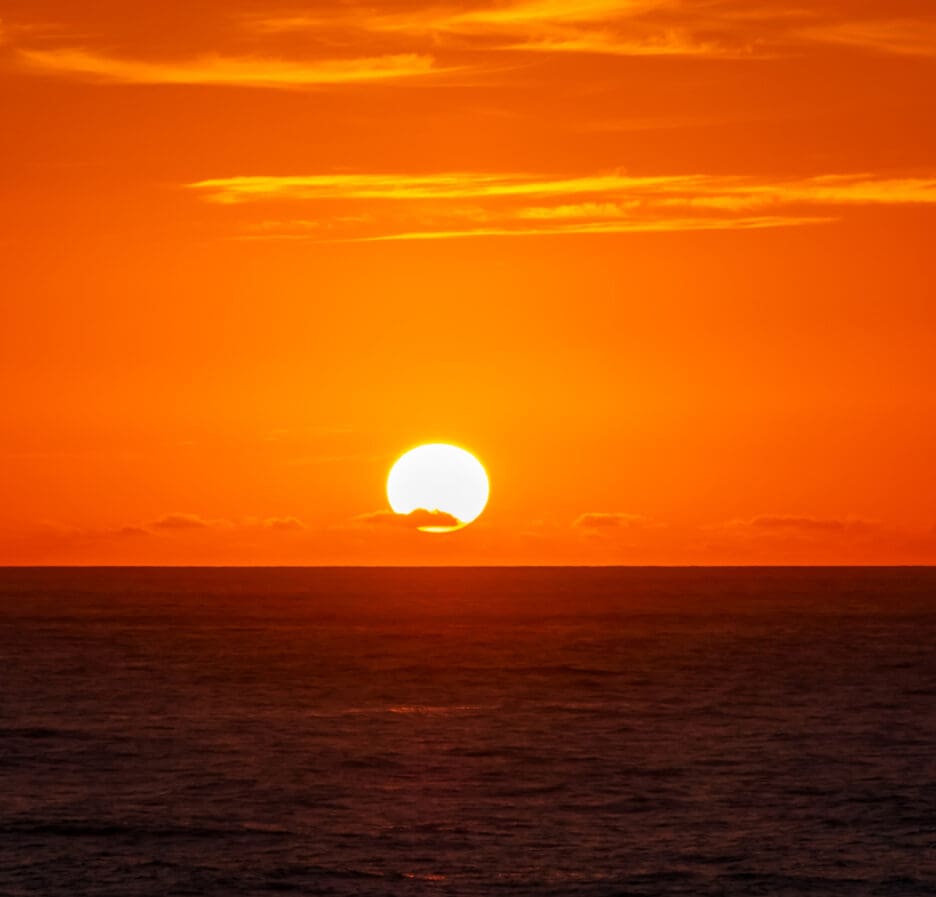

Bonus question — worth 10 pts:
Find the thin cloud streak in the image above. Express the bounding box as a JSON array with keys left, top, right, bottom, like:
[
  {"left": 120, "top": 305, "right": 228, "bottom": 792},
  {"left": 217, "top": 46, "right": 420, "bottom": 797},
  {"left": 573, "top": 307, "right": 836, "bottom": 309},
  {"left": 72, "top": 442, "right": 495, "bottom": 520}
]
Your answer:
[
  {"left": 18, "top": 48, "right": 446, "bottom": 88},
  {"left": 354, "top": 215, "right": 828, "bottom": 241},
  {"left": 504, "top": 32, "right": 746, "bottom": 57},
  {"left": 450, "top": 0, "right": 664, "bottom": 27},
  {"left": 802, "top": 20, "right": 936, "bottom": 57},
  {"left": 190, "top": 173, "right": 698, "bottom": 204},
  {"left": 190, "top": 172, "right": 936, "bottom": 206}
]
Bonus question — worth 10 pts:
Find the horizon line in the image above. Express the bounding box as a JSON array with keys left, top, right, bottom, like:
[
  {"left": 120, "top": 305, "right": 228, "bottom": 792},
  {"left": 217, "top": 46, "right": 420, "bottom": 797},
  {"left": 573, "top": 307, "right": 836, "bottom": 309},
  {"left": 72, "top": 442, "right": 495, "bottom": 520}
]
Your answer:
[{"left": 2, "top": 564, "right": 934, "bottom": 571}]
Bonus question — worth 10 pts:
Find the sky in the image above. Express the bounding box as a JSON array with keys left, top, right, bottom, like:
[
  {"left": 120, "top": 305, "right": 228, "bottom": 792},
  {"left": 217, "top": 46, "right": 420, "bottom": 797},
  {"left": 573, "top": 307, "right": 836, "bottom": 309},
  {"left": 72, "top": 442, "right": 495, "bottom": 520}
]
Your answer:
[{"left": 2, "top": 0, "right": 935, "bottom": 565}]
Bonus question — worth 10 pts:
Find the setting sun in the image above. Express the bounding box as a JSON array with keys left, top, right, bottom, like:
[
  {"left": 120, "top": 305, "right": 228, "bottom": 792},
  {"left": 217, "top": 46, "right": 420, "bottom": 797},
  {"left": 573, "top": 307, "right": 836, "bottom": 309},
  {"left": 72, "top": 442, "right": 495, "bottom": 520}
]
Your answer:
[{"left": 386, "top": 444, "right": 490, "bottom": 533}]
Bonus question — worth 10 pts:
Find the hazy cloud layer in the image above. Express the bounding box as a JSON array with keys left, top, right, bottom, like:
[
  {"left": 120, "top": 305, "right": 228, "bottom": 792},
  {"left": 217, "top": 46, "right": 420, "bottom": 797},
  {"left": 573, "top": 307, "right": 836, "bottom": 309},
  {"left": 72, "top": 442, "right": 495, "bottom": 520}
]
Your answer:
[
  {"left": 6, "top": 2, "right": 933, "bottom": 94},
  {"left": 574, "top": 512, "right": 650, "bottom": 529},
  {"left": 729, "top": 515, "right": 879, "bottom": 535},
  {"left": 9, "top": 512, "right": 936, "bottom": 565},
  {"left": 248, "top": 1, "right": 936, "bottom": 61},
  {"left": 190, "top": 171, "right": 936, "bottom": 241},
  {"left": 800, "top": 20, "right": 936, "bottom": 57}
]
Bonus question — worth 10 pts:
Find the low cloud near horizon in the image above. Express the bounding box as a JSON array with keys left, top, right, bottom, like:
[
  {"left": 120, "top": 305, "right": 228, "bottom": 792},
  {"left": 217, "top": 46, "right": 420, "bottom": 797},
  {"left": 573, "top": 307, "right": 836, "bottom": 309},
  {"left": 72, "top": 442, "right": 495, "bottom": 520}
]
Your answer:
[
  {"left": 354, "top": 509, "right": 462, "bottom": 530},
  {"left": 574, "top": 512, "right": 651, "bottom": 530},
  {"left": 143, "top": 513, "right": 310, "bottom": 535},
  {"left": 722, "top": 515, "right": 880, "bottom": 535}
]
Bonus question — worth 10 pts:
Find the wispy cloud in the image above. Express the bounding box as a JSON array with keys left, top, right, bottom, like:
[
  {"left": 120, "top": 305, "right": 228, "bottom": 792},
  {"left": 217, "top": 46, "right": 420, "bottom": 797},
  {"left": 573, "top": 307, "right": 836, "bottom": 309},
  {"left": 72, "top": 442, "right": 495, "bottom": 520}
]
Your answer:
[
  {"left": 802, "top": 19, "right": 936, "bottom": 57},
  {"left": 738, "top": 515, "right": 878, "bottom": 534},
  {"left": 146, "top": 513, "right": 309, "bottom": 533},
  {"left": 449, "top": 0, "right": 762, "bottom": 57},
  {"left": 451, "top": 0, "right": 663, "bottom": 28},
  {"left": 254, "top": 0, "right": 665, "bottom": 35},
  {"left": 253, "top": 1, "right": 936, "bottom": 62},
  {"left": 715, "top": 515, "right": 883, "bottom": 541},
  {"left": 263, "top": 516, "right": 308, "bottom": 531},
  {"left": 7, "top": 2, "right": 932, "bottom": 106},
  {"left": 190, "top": 169, "right": 936, "bottom": 242},
  {"left": 400, "top": 2, "right": 936, "bottom": 61},
  {"left": 356, "top": 215, "right": 823, "bottom": 241},
  {"left": 251, "top": 0, "right": 761, "bottom": 59},
  {"left": 501, "top": 31, "right": 746, "bottom": 57},
  {"left": 190, "top": 172, "right": 700, "bottom": 204},
  {"left": 192, "top": 171, "right": 936, "bottom": 206},
  {"left": 574, "top": 512, "right": 650, "bottom": 529},
  {"left": 17, "top": 48, "right": 445, "bottom": 88},
  {"left": 150, "top": 512, "right": 215, "bottom": 530}
]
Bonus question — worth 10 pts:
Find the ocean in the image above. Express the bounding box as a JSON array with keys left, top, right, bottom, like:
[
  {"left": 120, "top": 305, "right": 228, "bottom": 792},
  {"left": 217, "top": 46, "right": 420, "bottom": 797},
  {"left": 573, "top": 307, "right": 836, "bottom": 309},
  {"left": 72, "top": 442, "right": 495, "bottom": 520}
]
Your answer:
[{"left": 1, "top": 567, "right": 934, "bottom": 896}]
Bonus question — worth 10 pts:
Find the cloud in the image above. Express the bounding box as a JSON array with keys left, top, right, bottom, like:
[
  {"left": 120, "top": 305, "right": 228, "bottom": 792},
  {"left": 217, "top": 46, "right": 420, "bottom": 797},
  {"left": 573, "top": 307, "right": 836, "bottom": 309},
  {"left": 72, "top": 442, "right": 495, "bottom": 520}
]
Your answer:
[
  {"left": 17, "top": 49, "right": 445, "bottom": 88},
  {"left": 574, "top": 512, "right": 650, "bottom": 529},
  {"left": 193, "top": 168, "right": 936, "bottom": 242},
  {"left": 252, "top": 0, "right": 666, "bottom": 35},
  {"left": 408, "top": 3, "right": 936, "bottom": 61},
  {"left": 500, "top": 32, "right": 743, "bottom": 58},
  {"left": 254, "top": 1, "right": 763, "bottom": 59},
  {"left": 263, "top": 516, "right": 307, "bottom": 531},
  {"left": 114, "top": 525, "right": 153, "bottom": 538},
  {"left": 249, "top": 16, "right": 325, "bottom": 34},
  {"left": 190, "top": 172, "right": 699, "bottom": 204},
  {"left": 801, "top": 20, "right": 936, "bottom": 57},
  {"left": 248, "top": 1, "right": 936, "bottom": 63},
  {"left": 146, "top": 513, "right": 310, "bottom": 533},
  {"left": 722, "top": 515, "right": 880, "bottom": 537},
  {"left": 450, "top": 0, "right": 661, "bottom": 28},
  {"left": 191, "top": 171, "right": 936, "bottom": 207},
  {"left": 355, "top": 215, "right": 824, "bottom": 241},
  {"left": 355, "top": 509, "right": 462, "bottom": 530},
  {"left": 719, "top": 175, "right": 936, "bottom": 207},
  {"left": 149, "top": 513, "right": 214, "bottom": 530},
  {"left": 8, "top": 2, "right": 932, "bottom": 108}
]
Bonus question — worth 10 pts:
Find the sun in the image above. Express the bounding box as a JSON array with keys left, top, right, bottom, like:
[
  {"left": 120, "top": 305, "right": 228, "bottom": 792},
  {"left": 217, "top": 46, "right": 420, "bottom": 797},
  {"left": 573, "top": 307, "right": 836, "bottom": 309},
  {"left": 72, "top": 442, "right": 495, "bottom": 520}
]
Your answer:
[{"left": 386, "top": 444, "right": 490, "bottom": 533}]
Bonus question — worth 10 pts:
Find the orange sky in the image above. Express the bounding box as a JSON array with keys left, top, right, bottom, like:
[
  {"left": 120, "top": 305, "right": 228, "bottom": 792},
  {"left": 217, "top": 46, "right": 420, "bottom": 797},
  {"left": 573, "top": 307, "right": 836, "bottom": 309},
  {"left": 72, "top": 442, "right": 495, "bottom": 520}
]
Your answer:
[{"left": 2, "top": 0, "right": 936, "bottom": 564}]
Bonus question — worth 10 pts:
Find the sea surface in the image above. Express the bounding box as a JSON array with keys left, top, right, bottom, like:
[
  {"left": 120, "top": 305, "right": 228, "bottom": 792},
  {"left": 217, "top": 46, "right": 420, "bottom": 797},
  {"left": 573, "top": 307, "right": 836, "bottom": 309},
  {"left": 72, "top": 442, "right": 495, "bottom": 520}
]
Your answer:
[{"left": 1, "top": 567, "right": 934, "bottom": 896}]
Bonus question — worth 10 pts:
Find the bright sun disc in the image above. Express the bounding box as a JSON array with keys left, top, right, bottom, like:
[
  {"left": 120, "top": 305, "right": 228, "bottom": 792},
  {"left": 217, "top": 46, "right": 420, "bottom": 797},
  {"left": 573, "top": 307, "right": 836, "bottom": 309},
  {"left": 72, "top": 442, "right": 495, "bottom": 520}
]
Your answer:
[{"left": 386, "top": 444, "right": 489, "bottom": 533}]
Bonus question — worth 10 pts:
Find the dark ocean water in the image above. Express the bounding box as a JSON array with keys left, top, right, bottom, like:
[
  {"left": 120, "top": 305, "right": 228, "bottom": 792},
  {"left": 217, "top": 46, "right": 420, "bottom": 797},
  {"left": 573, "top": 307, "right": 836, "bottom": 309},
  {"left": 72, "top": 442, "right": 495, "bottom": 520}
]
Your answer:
[{"left": 1, "top": 567, "right": 934, "bottom": 896}]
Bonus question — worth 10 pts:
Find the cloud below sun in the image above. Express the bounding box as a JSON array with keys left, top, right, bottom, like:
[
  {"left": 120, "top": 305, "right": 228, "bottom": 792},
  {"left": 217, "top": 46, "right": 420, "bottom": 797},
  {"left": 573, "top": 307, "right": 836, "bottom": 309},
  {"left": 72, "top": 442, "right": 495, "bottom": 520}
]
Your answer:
[{"left": 354, "top": 509, "right": 463, "bottom": 530}]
